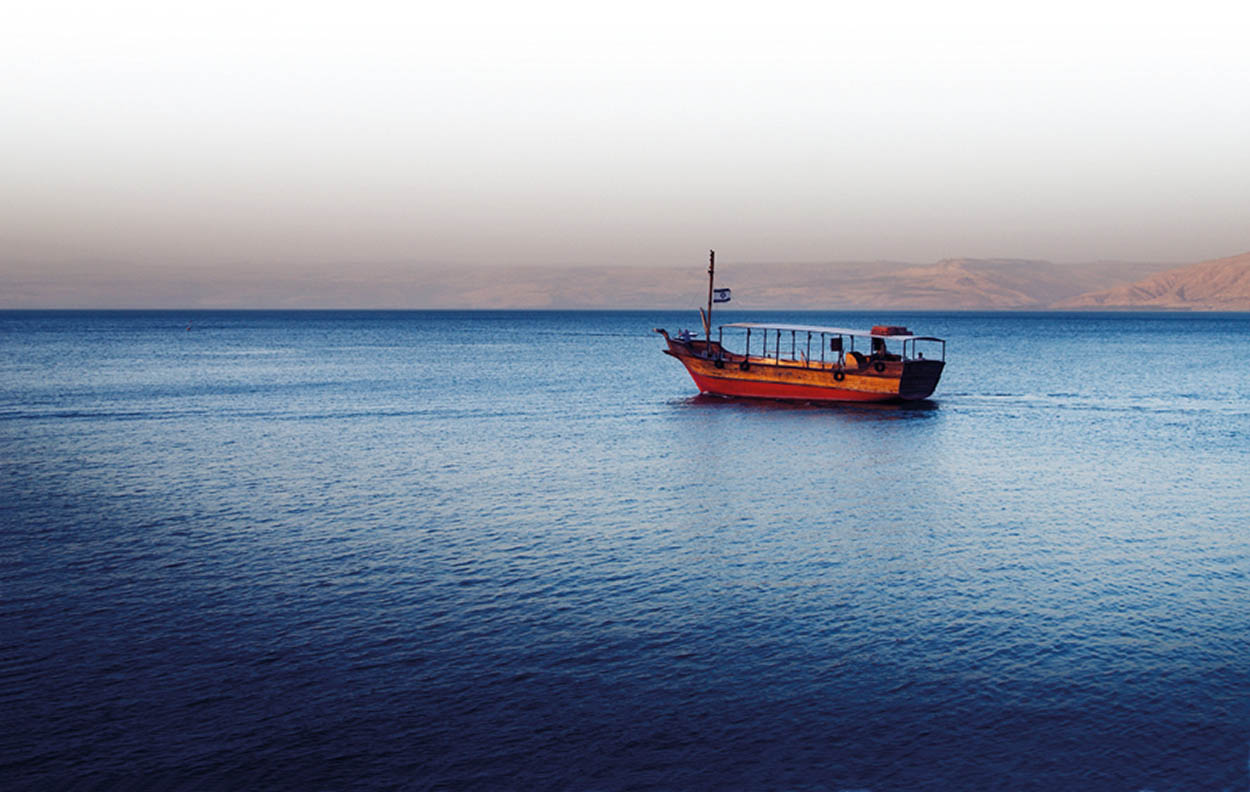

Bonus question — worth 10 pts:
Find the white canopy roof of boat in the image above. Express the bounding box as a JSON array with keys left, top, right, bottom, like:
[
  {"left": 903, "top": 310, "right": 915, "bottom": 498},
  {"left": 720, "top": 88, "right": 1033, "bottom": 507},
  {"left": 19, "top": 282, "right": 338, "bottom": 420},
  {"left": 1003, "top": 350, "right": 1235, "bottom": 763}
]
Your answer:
[{"left": 720, "top": 322, "right": 936, "bottom": 341}]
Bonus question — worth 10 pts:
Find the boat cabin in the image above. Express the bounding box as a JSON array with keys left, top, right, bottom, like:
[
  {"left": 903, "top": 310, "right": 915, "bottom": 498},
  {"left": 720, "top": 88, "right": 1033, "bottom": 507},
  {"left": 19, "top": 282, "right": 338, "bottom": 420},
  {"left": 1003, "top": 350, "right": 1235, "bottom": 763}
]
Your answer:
[{"left": 709, "top": 323, "right": 945, "bottom": 371}]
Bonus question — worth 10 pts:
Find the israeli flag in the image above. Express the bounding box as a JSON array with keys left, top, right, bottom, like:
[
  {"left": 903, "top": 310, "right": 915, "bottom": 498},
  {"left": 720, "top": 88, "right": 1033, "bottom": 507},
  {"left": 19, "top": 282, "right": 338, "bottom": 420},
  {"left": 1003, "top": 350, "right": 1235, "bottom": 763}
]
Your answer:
[{"left": 713, "top": 288, "right": 732, "bottom": 303}]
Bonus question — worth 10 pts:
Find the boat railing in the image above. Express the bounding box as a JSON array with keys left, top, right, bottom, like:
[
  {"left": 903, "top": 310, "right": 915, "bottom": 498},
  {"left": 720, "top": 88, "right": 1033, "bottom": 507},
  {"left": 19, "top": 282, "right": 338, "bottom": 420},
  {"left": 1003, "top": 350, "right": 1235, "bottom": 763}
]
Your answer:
[
  {"left": 903, "top": 336, "right": 946, "bottom": 363},
  {"left": 715, "top": 325, "right": 945, "bottom": 368}
]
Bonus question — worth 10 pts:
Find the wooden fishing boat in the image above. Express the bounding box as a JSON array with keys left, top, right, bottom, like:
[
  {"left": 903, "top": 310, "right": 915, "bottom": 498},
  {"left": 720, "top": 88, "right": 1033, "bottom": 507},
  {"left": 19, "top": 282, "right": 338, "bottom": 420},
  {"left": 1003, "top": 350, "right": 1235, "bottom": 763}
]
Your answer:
[{"left": 655, "top": 252, "right": 946, "bottom": 403}]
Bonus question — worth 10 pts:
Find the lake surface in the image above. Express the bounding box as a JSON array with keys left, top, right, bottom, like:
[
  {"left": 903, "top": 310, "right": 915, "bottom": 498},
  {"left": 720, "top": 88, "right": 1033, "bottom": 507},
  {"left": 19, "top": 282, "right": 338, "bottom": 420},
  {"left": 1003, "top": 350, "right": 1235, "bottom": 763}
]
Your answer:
[{"left": 2, "top": 310, "right": 1249, "bottom": 790}]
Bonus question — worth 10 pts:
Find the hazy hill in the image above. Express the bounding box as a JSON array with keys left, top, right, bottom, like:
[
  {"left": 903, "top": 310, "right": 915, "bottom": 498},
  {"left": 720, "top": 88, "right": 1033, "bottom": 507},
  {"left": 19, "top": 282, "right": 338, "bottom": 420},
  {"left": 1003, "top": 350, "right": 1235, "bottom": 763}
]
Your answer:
[
  {"left": 1056, "top": 252, "right": 1250, "bottom": 310},
  {"left": 0, "top": 256, "right": 1179, "bottom": 309},
  {"left": 406, "top": 258, "right": 1166, "bottom": 310}
]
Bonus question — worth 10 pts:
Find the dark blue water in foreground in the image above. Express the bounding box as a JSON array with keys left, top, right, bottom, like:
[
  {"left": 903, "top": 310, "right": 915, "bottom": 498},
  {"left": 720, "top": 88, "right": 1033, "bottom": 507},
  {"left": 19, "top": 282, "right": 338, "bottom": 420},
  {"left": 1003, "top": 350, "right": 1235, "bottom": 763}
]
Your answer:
[{"left": 3, "top": 310, "right": 1249, "bottom": 790}]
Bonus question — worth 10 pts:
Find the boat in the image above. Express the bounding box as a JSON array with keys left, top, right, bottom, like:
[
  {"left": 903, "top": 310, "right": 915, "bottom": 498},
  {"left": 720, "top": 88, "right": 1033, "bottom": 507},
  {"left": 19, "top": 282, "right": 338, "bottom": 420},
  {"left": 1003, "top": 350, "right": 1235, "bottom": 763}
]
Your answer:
[{"left": 655, "top": 252, "right": 946, "bottom": 402}]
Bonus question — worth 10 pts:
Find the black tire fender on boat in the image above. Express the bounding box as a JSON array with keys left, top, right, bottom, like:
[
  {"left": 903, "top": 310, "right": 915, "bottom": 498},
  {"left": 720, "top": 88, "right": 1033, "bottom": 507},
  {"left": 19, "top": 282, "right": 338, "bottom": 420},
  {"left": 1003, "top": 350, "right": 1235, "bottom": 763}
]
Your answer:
[
  {"left": 833, "top": 370, "right": 845, "bottom": 382},
  {"left": 873, "top": 361, "right": 886, "bottom": 373},
  {"left": 739, "top": 360, "right": 750, "bottom": 371},
  {"left": 714, "top": 358, "right": 724, "bottom": 369}
]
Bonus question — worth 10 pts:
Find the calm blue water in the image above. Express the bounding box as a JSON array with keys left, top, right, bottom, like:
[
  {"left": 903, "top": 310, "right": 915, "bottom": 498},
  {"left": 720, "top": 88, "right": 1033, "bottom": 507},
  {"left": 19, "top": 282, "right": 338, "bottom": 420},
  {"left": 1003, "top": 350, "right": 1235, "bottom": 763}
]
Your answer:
[{"left": 2, "top": 310, "right": 1249, "bottom": 790}]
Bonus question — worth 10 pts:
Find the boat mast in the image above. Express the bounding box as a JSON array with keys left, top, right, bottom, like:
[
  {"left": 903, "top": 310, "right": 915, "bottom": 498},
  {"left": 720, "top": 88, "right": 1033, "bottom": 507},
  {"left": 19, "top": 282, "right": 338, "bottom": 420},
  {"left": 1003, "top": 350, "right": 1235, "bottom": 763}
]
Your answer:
[{"left": 704, "top": 249, "right": 715, "bottom": 342}]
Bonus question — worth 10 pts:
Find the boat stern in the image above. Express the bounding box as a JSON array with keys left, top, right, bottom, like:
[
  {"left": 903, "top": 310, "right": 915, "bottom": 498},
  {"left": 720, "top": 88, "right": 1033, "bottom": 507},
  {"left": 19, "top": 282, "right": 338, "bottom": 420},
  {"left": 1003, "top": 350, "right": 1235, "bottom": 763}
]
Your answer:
[{"left": 899, "top": 359, "right": 945, "bottom": 400}]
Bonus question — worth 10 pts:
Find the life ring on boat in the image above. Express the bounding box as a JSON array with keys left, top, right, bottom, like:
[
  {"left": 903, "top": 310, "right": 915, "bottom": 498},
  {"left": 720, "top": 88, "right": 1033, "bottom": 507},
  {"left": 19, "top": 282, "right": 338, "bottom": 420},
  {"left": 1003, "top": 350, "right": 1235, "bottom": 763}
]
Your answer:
[
  {"left": 739, "top": 360, "right": 751, "bottom": 371},
  {"left": 714, "top": 358, "right": 724, "bottom": 369},
  {"left": 832, "top": 370, "right": 845, "bottom": 382},
  {"left": 873, "top": 361, "right": 886, "bottom": 373}
]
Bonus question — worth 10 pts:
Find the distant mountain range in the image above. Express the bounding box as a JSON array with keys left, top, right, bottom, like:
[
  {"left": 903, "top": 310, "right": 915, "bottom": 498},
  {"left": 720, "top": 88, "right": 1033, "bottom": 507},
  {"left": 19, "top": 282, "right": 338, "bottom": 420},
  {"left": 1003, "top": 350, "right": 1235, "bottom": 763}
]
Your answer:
[
  {"left": 4, "top": 251, "right": 1249, "bottom": 309},
  {"left": 406, "top": 254, "right": 1250, "bottom": 310},
  {"left": 1054, "top": 252, "right": 1250, "bottom": 310}
]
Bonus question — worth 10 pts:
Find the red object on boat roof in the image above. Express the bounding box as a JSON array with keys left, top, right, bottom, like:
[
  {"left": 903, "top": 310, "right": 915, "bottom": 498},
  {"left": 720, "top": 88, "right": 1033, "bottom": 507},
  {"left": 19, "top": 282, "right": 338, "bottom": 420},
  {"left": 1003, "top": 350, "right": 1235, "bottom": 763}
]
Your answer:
[{"left": 870, "top": 325, "right": 910, "bottom": 336}]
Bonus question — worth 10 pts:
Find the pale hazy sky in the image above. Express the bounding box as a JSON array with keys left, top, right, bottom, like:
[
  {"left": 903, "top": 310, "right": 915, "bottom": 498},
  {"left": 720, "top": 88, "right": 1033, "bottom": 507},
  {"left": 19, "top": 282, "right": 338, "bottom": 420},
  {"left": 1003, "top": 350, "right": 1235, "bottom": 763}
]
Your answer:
[{"left": 4, "top": 0, "right": 1249, "bottom": 288}]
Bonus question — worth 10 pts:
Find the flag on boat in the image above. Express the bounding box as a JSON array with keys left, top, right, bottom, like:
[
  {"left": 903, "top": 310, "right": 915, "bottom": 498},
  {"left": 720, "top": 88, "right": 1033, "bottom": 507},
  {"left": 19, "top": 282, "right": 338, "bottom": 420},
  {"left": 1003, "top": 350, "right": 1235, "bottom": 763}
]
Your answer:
[{"left": 713, "top": 288, "right": 731, "bottom": 303}]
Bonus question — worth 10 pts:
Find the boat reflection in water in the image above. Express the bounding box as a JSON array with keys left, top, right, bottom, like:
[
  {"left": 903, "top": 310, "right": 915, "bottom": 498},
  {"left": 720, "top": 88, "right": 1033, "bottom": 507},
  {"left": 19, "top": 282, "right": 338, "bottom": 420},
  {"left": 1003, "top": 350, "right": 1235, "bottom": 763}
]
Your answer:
[
  {"left": 656, "top": 252, "right": 946, "bottom": 404},
  {"left": 680, "top": 392, "right": 941, "bottom": 416}
]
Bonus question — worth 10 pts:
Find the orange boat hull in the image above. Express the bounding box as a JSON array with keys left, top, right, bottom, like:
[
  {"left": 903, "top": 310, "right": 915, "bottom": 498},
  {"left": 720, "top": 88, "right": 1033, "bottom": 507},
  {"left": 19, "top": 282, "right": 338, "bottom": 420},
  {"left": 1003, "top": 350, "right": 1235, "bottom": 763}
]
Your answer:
[
  {"left": 684, "top": 369, "right": 896, "bottom": 401},
  {"left": 661, "top": 338, "right": 943, "bottom": 403}
]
